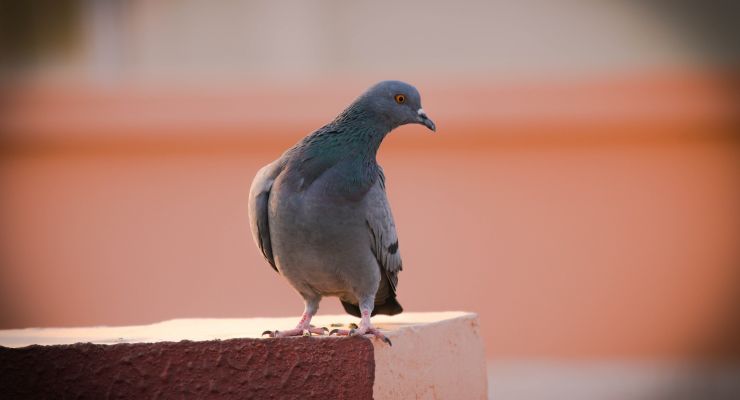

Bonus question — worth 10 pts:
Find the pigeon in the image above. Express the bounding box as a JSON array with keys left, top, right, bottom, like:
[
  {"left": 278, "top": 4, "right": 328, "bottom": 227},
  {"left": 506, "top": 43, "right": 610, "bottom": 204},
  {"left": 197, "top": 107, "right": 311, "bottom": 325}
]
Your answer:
[{"left": 248, "top": 81, "right": 435, "bottom": 344}]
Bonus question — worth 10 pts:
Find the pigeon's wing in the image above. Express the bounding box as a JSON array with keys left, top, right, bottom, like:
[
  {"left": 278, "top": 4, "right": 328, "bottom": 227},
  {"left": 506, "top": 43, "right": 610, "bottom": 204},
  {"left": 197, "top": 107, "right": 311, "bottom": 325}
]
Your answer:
[
  {"left": 365, "top": 168, "right": 403, "bottom": 310},
  {"left": 248, "top": 159, "right": 285, "bottom": 273}
]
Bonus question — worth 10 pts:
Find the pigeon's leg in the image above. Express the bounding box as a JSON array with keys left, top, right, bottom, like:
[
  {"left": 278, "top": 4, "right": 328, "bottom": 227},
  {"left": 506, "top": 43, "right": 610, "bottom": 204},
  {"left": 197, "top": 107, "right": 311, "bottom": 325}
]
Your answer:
[
  {"left": 330, "top": 300, "right": 392, "bottom": 346},
  {"left": 262, "top": 297, "right": 327, "bottom": 338}
]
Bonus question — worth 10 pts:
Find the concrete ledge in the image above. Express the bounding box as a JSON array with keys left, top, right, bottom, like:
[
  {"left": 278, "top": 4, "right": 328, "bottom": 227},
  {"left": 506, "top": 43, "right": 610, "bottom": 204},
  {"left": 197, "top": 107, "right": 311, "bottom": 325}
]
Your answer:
[{"left": 0, "top": 312, "right": 486, "bottom": 399}]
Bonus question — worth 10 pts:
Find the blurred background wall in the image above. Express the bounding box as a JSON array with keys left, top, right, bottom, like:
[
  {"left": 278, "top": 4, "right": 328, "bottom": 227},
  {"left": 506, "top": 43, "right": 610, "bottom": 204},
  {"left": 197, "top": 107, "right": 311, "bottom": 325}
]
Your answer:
[{"left": 1, "top": 1, "right": 739, "bottom": 397}]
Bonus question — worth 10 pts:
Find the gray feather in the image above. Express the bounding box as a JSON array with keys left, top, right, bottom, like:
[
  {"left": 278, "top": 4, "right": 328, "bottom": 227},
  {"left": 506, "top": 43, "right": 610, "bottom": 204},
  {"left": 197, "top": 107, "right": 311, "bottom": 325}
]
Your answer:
[{"left": 248, "top": 159, "right": 285, "bottom": 272}]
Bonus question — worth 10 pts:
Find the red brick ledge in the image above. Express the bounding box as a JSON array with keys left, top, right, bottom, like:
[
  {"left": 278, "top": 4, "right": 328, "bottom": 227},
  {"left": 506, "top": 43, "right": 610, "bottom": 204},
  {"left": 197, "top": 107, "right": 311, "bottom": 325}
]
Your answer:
[
  {"left": 0, "top": 312, "right": 486, "bottom": 399},
  {"left": 1, "top": 337, "right": 374, "bottom": 399}
]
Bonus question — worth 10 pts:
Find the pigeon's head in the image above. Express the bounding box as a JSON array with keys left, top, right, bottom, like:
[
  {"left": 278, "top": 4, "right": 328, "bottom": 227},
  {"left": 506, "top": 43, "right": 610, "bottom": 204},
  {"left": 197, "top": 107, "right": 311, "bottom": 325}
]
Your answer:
[{"left": 358, "top": 80, "right": 436, "bottom": 132}]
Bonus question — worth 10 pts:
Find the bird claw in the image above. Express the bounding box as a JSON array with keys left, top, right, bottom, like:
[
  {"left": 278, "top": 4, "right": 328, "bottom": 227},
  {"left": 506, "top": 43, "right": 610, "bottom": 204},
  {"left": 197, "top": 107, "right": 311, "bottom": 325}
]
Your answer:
[
  {"left": 305, "top": 327, "right": 329, "bottom": 336},
  {"left": 327, "top": 327, "right": 390, "bottom": 345},
  {"left": 262, "top": 327, "right": 327, "bottom": 338}
]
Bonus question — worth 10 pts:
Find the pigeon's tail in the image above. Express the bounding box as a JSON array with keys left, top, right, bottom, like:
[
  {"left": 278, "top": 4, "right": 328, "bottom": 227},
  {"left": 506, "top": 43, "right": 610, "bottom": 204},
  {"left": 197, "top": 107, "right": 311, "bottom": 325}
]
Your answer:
[
  {"left": 341, "top": 297, "right": 403, "bottom": 318},
  {"left": 373, "top": 296, "right": 404, "bottom": 316}
]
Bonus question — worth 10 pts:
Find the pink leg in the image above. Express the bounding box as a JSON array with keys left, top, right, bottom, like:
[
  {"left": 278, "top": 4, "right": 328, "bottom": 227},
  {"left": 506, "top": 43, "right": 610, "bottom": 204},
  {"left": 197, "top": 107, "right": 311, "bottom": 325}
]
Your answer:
[
  {"left": 329, "top": 309, "right": 392, "bottom": 346},
  {"left": 262, "top": 302, "right": 327, "bottom": 337}
]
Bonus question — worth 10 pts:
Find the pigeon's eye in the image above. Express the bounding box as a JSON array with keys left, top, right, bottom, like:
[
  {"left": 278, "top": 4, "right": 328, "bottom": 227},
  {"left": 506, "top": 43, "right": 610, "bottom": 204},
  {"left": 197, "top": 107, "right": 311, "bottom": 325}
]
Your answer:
[{"left": 394, "top": 94, "right": 406, "bottom": 104}]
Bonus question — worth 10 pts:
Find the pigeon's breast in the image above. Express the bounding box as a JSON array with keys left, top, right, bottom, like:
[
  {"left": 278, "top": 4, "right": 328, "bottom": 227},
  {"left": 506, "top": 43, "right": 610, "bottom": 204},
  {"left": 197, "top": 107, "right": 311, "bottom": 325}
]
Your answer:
[{"left": 267, "top": 166, "right": 380, "bottom": 298}]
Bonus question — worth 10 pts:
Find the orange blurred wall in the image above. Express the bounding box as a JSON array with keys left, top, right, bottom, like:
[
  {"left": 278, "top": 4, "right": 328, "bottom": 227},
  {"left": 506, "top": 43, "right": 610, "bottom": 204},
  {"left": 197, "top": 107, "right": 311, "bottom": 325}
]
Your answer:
[{"left": 1, "top": 71, "right": 739, "bottom": 360}]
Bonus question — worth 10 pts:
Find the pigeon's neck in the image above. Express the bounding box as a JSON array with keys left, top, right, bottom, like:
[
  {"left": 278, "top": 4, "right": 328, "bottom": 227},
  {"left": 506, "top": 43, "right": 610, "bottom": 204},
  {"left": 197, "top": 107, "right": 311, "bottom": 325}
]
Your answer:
[
  {"left": 330, "top": 103, "right": 392, "bottom": 160},
  {"left": 333, "top": 126, "right": 387, "bottom": 162},
  {"left": 289, "top": 106, "right": 390, "bottom": 198}
]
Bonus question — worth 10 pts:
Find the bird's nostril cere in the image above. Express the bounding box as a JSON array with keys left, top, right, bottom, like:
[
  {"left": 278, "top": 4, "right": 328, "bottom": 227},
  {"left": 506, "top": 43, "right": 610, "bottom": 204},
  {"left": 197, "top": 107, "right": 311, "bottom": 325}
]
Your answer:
[{"left": 417, "top": 109, "right": 436, "bottom": 132}]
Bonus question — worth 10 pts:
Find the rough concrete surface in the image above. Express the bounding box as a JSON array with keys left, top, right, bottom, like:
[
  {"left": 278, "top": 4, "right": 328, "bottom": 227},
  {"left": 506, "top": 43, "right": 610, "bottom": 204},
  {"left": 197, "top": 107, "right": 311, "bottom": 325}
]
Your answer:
[
  {"left": 0, "top": 337, "right": 374, "bottom": 399},
  {"left": 0, "top": 312, "right": 486, "bottom": 399}
]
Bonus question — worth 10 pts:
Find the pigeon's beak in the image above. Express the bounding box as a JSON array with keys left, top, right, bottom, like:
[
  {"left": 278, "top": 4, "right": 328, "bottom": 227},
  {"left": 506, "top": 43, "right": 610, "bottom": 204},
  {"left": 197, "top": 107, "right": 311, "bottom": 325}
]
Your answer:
[{"left": 417, "top": 109, "right": 436, "bottom": 132}]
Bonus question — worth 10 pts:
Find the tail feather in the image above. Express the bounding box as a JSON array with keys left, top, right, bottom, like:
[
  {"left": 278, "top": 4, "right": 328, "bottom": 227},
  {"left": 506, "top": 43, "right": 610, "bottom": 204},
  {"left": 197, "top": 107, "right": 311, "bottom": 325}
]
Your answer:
[
  {"left": 340, "top": 301, "right": 362, "bottom": 317},
  {"left": 373, "top": 296, "right": 403, "bottom": 316},
  {"left": 340, "top": 297, "right": 403, "bottom": 317}
]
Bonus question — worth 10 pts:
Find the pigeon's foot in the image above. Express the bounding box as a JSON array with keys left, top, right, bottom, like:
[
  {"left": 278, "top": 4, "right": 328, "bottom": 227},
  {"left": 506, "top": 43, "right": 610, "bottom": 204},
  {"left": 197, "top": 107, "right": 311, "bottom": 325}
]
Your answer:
[
  {"left": 329, "top": 324, "right": 392, "bottom": 346},
  {"left": 261, "top": 309, "right": 327, "bottom": 338},
  {"left": 261, "top": 326, "right": 328, "bottom": 338}
]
